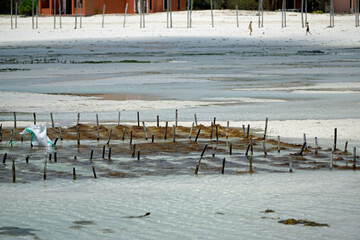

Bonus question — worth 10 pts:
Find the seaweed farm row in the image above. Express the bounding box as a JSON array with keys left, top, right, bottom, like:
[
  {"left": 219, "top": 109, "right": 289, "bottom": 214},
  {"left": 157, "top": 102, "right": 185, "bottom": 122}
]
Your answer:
[{"left": 0, "top": 123, "right": 358, "bottom": 183}]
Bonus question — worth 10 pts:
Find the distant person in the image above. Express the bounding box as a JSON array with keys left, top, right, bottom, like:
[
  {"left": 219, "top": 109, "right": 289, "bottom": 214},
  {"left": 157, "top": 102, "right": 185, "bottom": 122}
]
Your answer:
[
  {"left": 306, "top": 22, "right": 311, "bottom": 35},
  {"left": 248, "top": 21, "right": 252, "bottom": 36}
]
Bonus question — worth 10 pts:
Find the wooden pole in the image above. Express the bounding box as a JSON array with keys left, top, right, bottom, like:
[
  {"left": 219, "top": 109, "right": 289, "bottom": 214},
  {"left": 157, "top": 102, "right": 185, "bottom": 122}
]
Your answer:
[
  {"left": 242, "top": 125, "right": 245, "bottom": 138},
  {"left": 106, "top": 128, "right": 113, "bottom": 145},
  {"left": 249, "top": 139, "right": 253, "bottom": 173},
  {"left": 124, "top": 3, "right": 128, "bottom": 27},
  {"left": 3, "top": 153, "right": 7, "bottom": 164},
  {"left": 12, "top": 158, "right": 16, "bottom": 183},
  {"left": 102, "top": 4, "right": 106, "bottom": 28},
  {"left": 301, "top": 0, "right": 304, "bottom": 28},
  {"left": 175, "top": 109, "right": 178, "bottom": 127},
  {"left": 77, "top": 113, "right": 80, "bottom": 126},
  {"left": 59, "top": 127, "right": 63, "bottom": 141},
  {"left": 26, "top": 155, "right": 29, "bottom": 164},
  {"left": 90, "top": 149, "right": 94, "bottom": 162},
  {"left": 303, "top": 133, "right": 307, "bottom": 149},
  {"left": 236, "top": 5, "right": 239, "bottom": 27},
  {"left": 33, "top": 112, "right": 36, "bottom": 125},
  {"left": 263, "top": 139, "right": 267, "bottom": 156},
  {"left": 315, "top": 137, "right": 318, "bottom": 154},
  {"left": 164, "top": 121, "right": 168, "bottom": 140},
  {"left": 189, "top": 122, "right": 194, "bottom": 139},
  {"left": 50, "top": 113, "right": 54, "bottom": 127},
  {"left": 77, "top": 127, "right": 80, "bottom": 146},
  {"left": 194, "top": 144, "right": 207, "bottom": 174},
  {"left": 246, "top": 124, "right": 250, "bottom": 138},
  {"left": 194, "top": 114, "right": 198, "bottom": 126},
  {"left": 195, "top": 128, "right": 201, "bottom": 142},
  {"left": 137, "top": 150, "right": 140, "bottom": 161},
  {"left": 102, "top": 145, "right": 106, "bottom": 158},
  {"left": 169, "top": 0, "right": 172, "bottom": 28},
  {"left": 54, "top": 0, "right": 56, "bottom": 29},
  {"left": 80, "top": 2, "right": 82, "bottom": 28},
  {"left": 15, "top": 2, "right": 17, "bottom": 28},
  {"left": 59, "top": 1, "right": 62, "bottom": 28},
  {"left": 73, "top": 167, "right": 76, "bottom": 180},
  {"left": 118, "top": 112, "right": 120, "bottom": 126},
  {"left": 43, "top": 161, "right": 47, "bottom": 180},
  {"left": 157, "top": 115, "right": 159, "bottom": 127},
  {"left": 173, "top": 124, "right": 176, "bottom": 142},
  {"left": 167, "top": 0, "right": 169, "bottom": 28},
  {"left": 277, "top": 136, "right": 281, "bottom": 153},
  {"left": 210, "top": 122, "right": 213, "bottom": 139},
  {"left": 54, "top": 152, "right": 57, "bottom": 163},
  {"left": 32, "top": 0, "right": 34, "bottom": 29},
  {"left": 345, "top": 141, "right": 348, "bottom": 152},
  {"left": 13, "top": 112, "right": 16, "bottom": 128},
  {"left": 0, "top": 124, "right": 2, "bottom": 142},
  {"left": 137, "top": 111, "right": 140, "bottom": 127},
  {"left": 130, "top": 129, "right": 133, "bottom": 145},
  {"left": 96, "top": 114, "right": 100, "bottom": 141},
  {"left": 216, "top": 125, "right": 218, "bottom": 141},
  {"left": 226, "top": 121, "right": 229, "bottom": 139},
  {"left": 229, "top": 143, "right": 232, "bottom": 155},
  {"left": 122, "top": 127, "right": 126, "bottom": 141},
  {"left": 36, "top": 5, "right": 38, "bottom": 28},
  {"left": 108, "top": 147, "right": 112, "bottom": 160},
  {"left": 92, "top": 166, "right": 97, "bottom": 178},
  {"left": 142, "top": 122, "right": 148, "bottom": 140},
  {"left": 334, "top": 128, "right": 337, "bottom": 151},
  {"left": 132, "top": 144, "right": 136, "bottom": 157},
  {"left": 210, "top": 0, "right": 214, "bottom": 27},
  {"left": 264, "top": 117, "right": 268, "bottom": 140},
  {"left": 353, "top": 147, "right": 357, "bottom": 170},
  {"left": 221, "top": 158, "right": 226, "bottom": 174},
  {"left": 75, "top": 0, "right": 78, "bottom": 29}
]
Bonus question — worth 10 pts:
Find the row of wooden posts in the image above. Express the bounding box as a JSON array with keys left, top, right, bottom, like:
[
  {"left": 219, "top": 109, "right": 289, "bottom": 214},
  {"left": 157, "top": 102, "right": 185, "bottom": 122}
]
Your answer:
[{"left": 9, "top": 0, "right": 360, "bottom": 30}]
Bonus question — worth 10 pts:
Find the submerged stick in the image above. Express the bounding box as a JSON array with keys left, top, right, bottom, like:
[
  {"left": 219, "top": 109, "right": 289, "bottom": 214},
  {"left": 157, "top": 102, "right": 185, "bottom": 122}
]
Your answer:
[
  {"left": 221, "top": 158, "right": 226, "bottom": 174},
  {"left": 194, "top": 144, "right": 208, "bottom": 174}
]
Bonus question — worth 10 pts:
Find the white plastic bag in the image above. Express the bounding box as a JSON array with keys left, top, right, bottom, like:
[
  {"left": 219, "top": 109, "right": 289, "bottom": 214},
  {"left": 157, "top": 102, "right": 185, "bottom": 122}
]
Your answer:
[{"left": 21, "top": 125, "right": 54, "bottom": 147}]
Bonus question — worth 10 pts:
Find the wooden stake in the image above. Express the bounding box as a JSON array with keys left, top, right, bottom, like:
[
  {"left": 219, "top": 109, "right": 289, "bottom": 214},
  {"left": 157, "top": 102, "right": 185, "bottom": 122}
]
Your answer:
[
  {"left": 229, "top": 143, "right": 232, "bottom": 155},
  {"left": 345, "top": 141, "right": 348, "bottom": 152},
  {"left": 102, "top": 4, "right": 105, "bottom": 28},
  {"left": 189, "top": 122, "right": 194, "bottom": 139},
  {"left": 194, "top": 144, "right": 208, "bottom": 174},
  {"left": 0, "top": 124, "right": 2, "bottom": 142},
  {"left": 210, "top": 0, "right": 214, "bottom": 27},
  {"left": 26, "top": 155, "right": 29, "bottom": 164},
  {"left": 137, "top": 150, "right": 140, "bottom": 161},
  {"left": 130, "top": 129, "right": 133, "bottom": 145},
  {"left": 216, "top": 125, "right": 219, "bottom": 141},
  {"left": 353, "top": 147, "right": 357, "bottom": 170},
  {"left": 132, "top": 144, "right": 136, "bottom": 157},
  {"left": 263, "top": 139, "right": 267, "bottom": 156},
  {"left": 194, "top": 114, "right": 198, "bottom": 126},
  {"left": 54, "top": 152, "right": 57, "bottom": 163},
  {"left": 142, "top": 122, "right": 148, "bottom": 140},
  {"left": 164, "top": 121, "right": 168, "bottom": 140},
  {"left": 315, "top": 137, "right": 319, "bottom": 154},
  {"left": 175, "top": 109, "right": 178, "bottom": 127},
  {"left": 123, "top": 3, "right": 128, "bottom": 27},
  {"left": 50, "top": 113, "right": 54, "bottom": 127},
  {"left": 157, "top": 115, "right": 159, "bottom": 127},
  {"left": 334, "top": 128, "right": 337, "bottom": 151},
  {"left": 277, "top": 136, "right": 281, "bottom": 153},
  {"left": 33, "top": 112, "right": 36, "bottom": 125},
  {"left": 137, "top": 111, "right": 140, "bottom": 127},
  {"left": 59, "top": 127, "right": 63, "bottom": 141},
  {"left": 226, "top": 121, "right": 229, "bottom": 139},
  {"left": 102, "top": 145, "right": 106, "bottom": 158},
  {"left": 13, "top": 112, "right": 16, "bottom": 128},
  {"left": 73, "top": 167, "right": 76, "bottom": 180},
  {"left": 210, "top": 122, "right": 213, "bottom": 139},
  {"left": 289, "top": 157, "right": 293, "bottom": 172},
  {"left": 106, "top": 128, "right": 112, "bottom": 145},
  {"left": 43, "top": 161, "right": 47, "bottom": 181},
  {"left": 236, "top": 5, "right": 239, "bottom": 27},
  {"left": 173, "top": 124, "right": 176, "bottom": 142},
  {"left": 299, "top": 142, "right": 306, "bottom": 156},
  {"left": 242, "top": 125, "right": 246, "bottom": 138},
  {"left": 118, "top": 112, "right": 121, "bottom": 126},
  {"left": 221, "top": 158, "right": 226, "bottom": 174},
  {"left": 77, "top": 113, "right": 80, "bottom": 126},
  {"left": 96, "top": 114, "right": 100, "bottom": 141},
  {"left": 195, "top": 128, "right": 201, "bottom": 142},
  {"left": 12, "top": 158, "right": 16, "bottom": 183},
  {"left": 92, "top": 166, "right": 97, "bottom": 178},
  {"left": 108, "top": 147, "right": 112, "bottom": 160},
  {"left": 53, "top": 138, "right": 58, "bottom": 146},
  {"left": 152, "top": 134, "right": 154, "bottom": 143},
  {"left": 303, "top": 133, "right": 307, "bottom": 149},
  {"left": 77, "top": 127, "right": 80, "bottom": 146},
  {"left": 49, "top": 153, "right": 52, "bottom": 161},
  {"left": 264, "top": 117, "right": 268, "bottom": 140},
  {"left": 246, "top": 124, "right": 250, "bottom": 138},
  {"left": 90, "top": 149, "right": 94, "bottom": 162},
  {"left": 122, "top": 128, "right": 126, "bottom": 141},
  {"left": 249, "top": 139, "right": 253, "bottom": 173}
]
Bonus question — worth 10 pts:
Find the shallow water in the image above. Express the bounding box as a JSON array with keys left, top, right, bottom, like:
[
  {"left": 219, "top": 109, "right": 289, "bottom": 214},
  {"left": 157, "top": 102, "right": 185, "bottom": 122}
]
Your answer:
[{"left": 0, "top": 171, "right": 359, "bottom": 239}]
